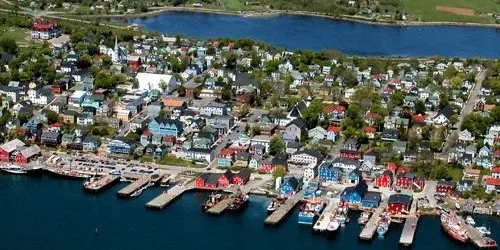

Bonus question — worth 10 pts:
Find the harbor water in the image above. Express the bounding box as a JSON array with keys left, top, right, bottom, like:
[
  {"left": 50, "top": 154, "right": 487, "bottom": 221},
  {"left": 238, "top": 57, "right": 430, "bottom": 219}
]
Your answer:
[
  {"left": 125, "top": 11, "right": 500, "bottom": 58},
  {"left": 0, "top": 173, "right": 498, "bottom": 250}
]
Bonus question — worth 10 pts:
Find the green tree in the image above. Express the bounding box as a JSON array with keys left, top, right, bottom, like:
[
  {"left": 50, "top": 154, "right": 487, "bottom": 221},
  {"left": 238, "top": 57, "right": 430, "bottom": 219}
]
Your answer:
[
  {"left": 177, "top": 85, "right": 186, "bottom": 96},
  {"left": 46, "top": 110, "right": 59, "bottom": 124},
  {"left": 272, "top": 165, "right": 287, "bottom": 179},
  {"left": 0, "top": 37, "right": 18, "bottom": 55},
  {"left": 269, "top": 136, "right": 285, "bottom": 156},
  {"left": 415, "top": 100, "right": 426, "bottom": 115},
  {"left": 302, "top": 99, "right": 324, "bottom": 129}
]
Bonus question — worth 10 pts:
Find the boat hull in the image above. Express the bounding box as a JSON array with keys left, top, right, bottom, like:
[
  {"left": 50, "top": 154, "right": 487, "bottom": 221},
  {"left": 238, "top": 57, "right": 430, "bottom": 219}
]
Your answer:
[
  {"left": 441, "top": 224, "right": 468, "bottom": 243},
  {"left": 228, "top": 198, "right": 249, "bottom": 212}
]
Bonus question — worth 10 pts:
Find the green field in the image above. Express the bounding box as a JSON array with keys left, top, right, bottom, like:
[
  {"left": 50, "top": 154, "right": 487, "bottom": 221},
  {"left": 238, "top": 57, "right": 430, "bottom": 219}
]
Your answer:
[
  {"left": 0, "top": 27, "right": 31, "bottom": 47},
  {"left": 402, "top": 0, "right": 500, "bottom": 23}
]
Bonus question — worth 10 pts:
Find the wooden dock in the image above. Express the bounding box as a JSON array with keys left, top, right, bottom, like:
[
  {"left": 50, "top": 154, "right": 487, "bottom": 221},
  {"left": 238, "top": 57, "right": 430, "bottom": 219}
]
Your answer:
[
  {"left": 359, "top": 201, "right": 386, "bottom": 240},
  {"left": 117, "top": 177, "right": 150, "bottom": 197},
  {"left": 399, "top": 216, "right": 419, "bottom": 246},
  {"left": 463, "top": 221, "right": 498, "bottom": 249},
  {"left": 206, "top": 198, "right": 234, "bottom": 215},
  {"left": 264, "top": 191, "right": 304, "bottom": 226},
  {"left": 313, "top": 199, "right": 338, "bottom": 231},
  {"left": 146, "top": 185, "right": 191, "bottom": 209}
]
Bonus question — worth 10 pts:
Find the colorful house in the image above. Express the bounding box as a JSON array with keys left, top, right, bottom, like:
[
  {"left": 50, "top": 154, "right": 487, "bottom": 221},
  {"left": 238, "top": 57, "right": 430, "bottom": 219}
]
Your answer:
[
  {"left": 436, "top": 180, "right": 455, "bottom": 194},
  {"left": 348, "top": 168, "right": 362, "bottom": 184},
  {"left": 0, "top": 139, "right": 25, "bottom": 162},
  {"left": 217, "top": 148, "right": 235, "bottom": 167},
  {"left": 15, "top": 145, "right": 41, "bottom": 164},
  {"left": 361, "top": 191, "right": 382, "bottom": 208},
  {"left": 280, "top": 176, "right": 301, "bottom": 195},
  {"left": 375, "top": 170, "right": 393, "bottom": 188},
  {"left": 387, "top": 194, "right": 412, "bottom": 214},
  {"left": 232, "top": 169, "right": 251, "bottom": 186},
  {"left": 340, "top": 181, "right": 368, "bottom": 204},
  {"left": 396, "top": 173, "right": 425, "bottom": 191},
  {"left": 318, "top": 162, "right": 343, "bottom": 183},
  {"left": 148, "top": 116, "right": 183, "bottom": 137}
]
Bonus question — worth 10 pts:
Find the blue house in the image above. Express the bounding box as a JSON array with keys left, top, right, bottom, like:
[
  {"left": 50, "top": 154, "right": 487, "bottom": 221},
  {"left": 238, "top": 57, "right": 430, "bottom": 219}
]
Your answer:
[
  {"left": 341, "top": 181, "right": 368, "bottom": 204},
  {"left": 361, "top": 191, "right": 382, "bottom": 208},
  {"left": 304, "top": 181, "right": 320, "bottom": 199},
  {"left": 148, "top": 117, "right": 183, "bottom": 137},
  {"left": 281, "top": 176, "right": 302, "bottom": 195},
  {"left": 107, "top": 137, "right": 136, "bottom": 155},
  {"left": 348, "top": 168, "right": 363, "bottom": 184},
  {"left": 26, "top": 119, "right": 41, "bottom": 133},
  {"left": 319, "top": 162, "right": 343, "bottom": 183}
]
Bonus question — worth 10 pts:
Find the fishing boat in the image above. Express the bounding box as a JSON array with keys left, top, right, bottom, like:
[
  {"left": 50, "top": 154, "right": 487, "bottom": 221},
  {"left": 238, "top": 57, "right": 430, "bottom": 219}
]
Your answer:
[
  {"left": 466, "top": 216, "right": 476, "bottom": 226},
  {"left": 45, "top": 167, "right": 91, "bottom": 179},
  {"left": 377, "top": 213, "right": 391, "bottom": 236},
  {"left": 202, "top": 192, "right": 224, "bottom": 211},
  {"left": 160, "top": 175, "right": 171, "bottom": 187},
  {"left": 476, "top": 226, "right": 491, "bottom": 236},
  {"left": 326, "top": 218, "right": 341, "bottom": 233},
  {"left": 131, "top": 186, "right": 146, "bottom": 197},
  {"left": 358, "top": 211, "right": 371, "bottom": 225},
  {"left": 298, "top": 198, "right": 325, "bottom": 225},
  {"left": 266, "top": 196, "right": 286, "bottom": 214},
  {"left": 440, "top": 212, "right": 468, "bottom": 243},
  {"left": 0, "top": 164, "right": 28, "bottom": 174},
  {"left": 228, "top": 191, "right": 249, "bottom": 212}
]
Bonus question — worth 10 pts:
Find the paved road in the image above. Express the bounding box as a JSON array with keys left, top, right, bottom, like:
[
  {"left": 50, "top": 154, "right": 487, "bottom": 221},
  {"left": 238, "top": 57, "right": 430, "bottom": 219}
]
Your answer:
[{"left": 441, "top": 70, "right": 486, "bottom": 156}]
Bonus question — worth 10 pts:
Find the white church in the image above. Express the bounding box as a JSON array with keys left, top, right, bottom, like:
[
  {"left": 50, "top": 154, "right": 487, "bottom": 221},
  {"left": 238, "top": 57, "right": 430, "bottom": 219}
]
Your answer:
[{"left": 99, "top": 37, "right": 127, "bottom": 63}]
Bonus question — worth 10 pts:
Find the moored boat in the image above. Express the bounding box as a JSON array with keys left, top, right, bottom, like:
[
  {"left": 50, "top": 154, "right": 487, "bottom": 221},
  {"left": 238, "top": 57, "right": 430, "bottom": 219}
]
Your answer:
[
  {"left": 466, "top": 216, "right": 475, "bottom": 226},
  {"left": 202, "top": 192, "right": 224, "bottom": 211},
  {"left": 267, "top": 196, "right": 286, "bottom": 214},
  {"left": 228, "top": 191, "right": 249, "bottom": 212},
  {"left": 298, "top": 198, "right": 325, "bottom": 225},
  {"left": 45, "top": 167, "right": 91, "bottom": 179},
  {"left": 476, "top": 226, "right": 491, "bottom": 236},
  {"left": 358, "top": 211, "right": 371, "bottom": 225},
  {"left": 377, "top": 213, "right": 391, "bottom": 236},
  {"left": 440, "top": 212, "right": 468, "bottom": 243},
  {"left": 0, "top": 164, "right": 27, "bottom": 174},
  {"left": 326, "top": 218, "right": 340, "bottom": 233}
]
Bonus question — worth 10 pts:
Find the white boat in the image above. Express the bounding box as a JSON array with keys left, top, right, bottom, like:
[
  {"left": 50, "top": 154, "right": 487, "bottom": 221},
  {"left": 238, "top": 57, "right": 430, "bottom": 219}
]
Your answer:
[
  {"left": 466, "top": 216, "right": 476, "bottom": 226},
  {"left": 131, "top": 187, "right": 145, "bottom": 197},
  {"left": 0, "top": 164, "right": 27, "bottom": 174},
  {"left": 326, "top": 218, "right": 340, "bottom": 232},
  {"left": 455, "top": 203, "right": 461, "bottom": 210},
  {"left": 476, "top": 226, "right": 491, "bottom": 236}
]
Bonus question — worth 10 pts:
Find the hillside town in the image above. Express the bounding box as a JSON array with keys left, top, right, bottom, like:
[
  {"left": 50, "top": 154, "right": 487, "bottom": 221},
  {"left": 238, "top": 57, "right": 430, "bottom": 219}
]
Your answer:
[{"left": 0, "top": 17, "right": 499, "bottom": 220}]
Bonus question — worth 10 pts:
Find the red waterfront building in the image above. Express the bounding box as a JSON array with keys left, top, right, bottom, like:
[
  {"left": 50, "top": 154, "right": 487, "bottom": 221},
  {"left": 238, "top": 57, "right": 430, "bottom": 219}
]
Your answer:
[
  {"left": 0, "top": 139, "right": 25, "bottom": 162},
  {"left": 375, "top": 170, "right": 393, "bottom": 188},
  {"left": 387, "top": 194, "right": 413, "bottom": 214}
]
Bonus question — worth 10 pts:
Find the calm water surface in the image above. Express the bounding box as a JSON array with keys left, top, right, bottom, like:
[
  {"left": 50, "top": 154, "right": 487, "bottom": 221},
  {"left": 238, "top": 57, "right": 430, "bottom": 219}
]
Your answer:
[
  {"left": 126, "top": 12, "right": 500, "bottom": 58},
  {"left": 0, "top": 174, "right": 498, "bottom": 250}
]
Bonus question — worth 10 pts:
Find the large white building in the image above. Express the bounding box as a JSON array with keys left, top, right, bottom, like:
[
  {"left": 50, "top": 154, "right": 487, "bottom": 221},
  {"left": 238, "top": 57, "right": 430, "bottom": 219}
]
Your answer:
[
  {"left": 69, "top": 90, "right": 88, "bottom": 107},
  {"left": 99, "top": 37, "right": 127, "bottom": 63},
  {"left": 135, "top": 72, "right": 178, "bottom": 94}
]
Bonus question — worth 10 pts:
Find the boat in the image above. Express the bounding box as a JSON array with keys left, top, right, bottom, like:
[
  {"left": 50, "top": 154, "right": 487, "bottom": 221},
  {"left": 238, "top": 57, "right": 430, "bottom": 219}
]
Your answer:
[
  {"left": 160, "top": 176, "right": 171, "bottom": 187},
  {"left": 377, "top": 213, "right": 391, "bottom": 236},
  {"left": 326, "top": 218, "right": 340, "bottom": 233},
  {"left": 228, "top": 191, "right": 249, "bottom": 212},
  {"left": 45, "top": 167, "right": 91, "bottom": 179},
  {"left": 358, "top": 211, "right": 371, "bottom": 225},
  {"left": 202, "top": 192, "right": 224, "bottom": 211},
  {"left": 476, "top": 226, "right": 491, "bottom": 236},
  {"left": 0, "top": 164, "right": 27, "bottom": 174},
  {"left": 131, "top": 186, "right": 146, "bottom": 197},
  {"left": 298, "top": 198, "right": 325, "bottom": 225},
  {"left": 440, "top": 212, "right": 468, "bottom": 243},
  {"left": 466, "top": 216, "right": 475, "bottom": 226},
  {"left": 266, "top": 196, "right": 286, "bottom": 214}
]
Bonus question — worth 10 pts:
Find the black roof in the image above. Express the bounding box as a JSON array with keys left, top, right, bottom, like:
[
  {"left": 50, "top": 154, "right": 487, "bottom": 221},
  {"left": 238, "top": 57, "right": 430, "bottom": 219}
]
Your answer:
[
  {"left": 437, "top": 180, "right": 455, "bottom": 187},
  {"left": 343, "top": 181, "right": 368, "bottom": 197},
  {"left": 288, "top": 105, "right": 301, "bottom": 118},
  {"left": 284, "top": 176, "right": 299, "bottom": 189},
  {"left": 287, "top": 117, "right": 307, "bottom": 129},
  {"left": 436, "top": 105, "right": 456, "bottom": 119},
  {"left": 362, "top": 191, "right": 381, "bottom": 202},
  {"left": 294, "top": 149, "right": 323, "bottom": 161},
  {"left": 388, "top": 194, "right": 412, "bottom": 206},
  {"left": 236, "top": 168, "right": 251, "bottom": 180},
  {"left": 200, "top": 173, "right": 222, "bottom": 185}
]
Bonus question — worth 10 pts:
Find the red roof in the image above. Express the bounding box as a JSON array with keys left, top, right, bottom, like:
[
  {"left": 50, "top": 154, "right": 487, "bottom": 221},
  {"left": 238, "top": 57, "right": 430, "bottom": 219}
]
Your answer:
[
  {"left": 413, "top": 114, "right": 426, "bottom": 123},
  {"left": 383, "top": 87, "right": 394, "bottom": 93},
  {"left": 323, "top": 105, "right": 345, "bottom": 113},
  {"left": 492, "top": 167, "right": 500, "bottom": 173},
  {"left": 397, "top": 167, "right": 411, "bottom": 173},
  {"left": 387, "top": 162, "right": 398, "bottom": 172},
  {"left": 327, "top": 125, "right": 341, "bottom": 133},
  {"left": 50, "top": 122, "right": 63, "bottom": 127},
  {"left": 486, "top": 177, "right": 500, "bottom": 186},
  {"left": 163, "top": 135, "right": 176, "bottom": 142},
  {"left": 364, "top": 111, "right": 379, "bottom": 120},
  {"left": 143, "top": 130, "right": 152, "bottom": 136},
  {"left": 32, "top": 19, "right": 59, "bottom": 31},
  {"left": 218, "top": 148, "right": 235, "bottom": 157},
  {"left": 363, "top": 126, "right": 376, "bottom": 134}
]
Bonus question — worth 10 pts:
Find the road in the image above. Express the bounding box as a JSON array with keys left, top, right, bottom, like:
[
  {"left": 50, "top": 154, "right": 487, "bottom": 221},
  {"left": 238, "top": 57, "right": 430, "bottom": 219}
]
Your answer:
[{"left": 441, "top": 70, "right": 486, "bottom": 156}]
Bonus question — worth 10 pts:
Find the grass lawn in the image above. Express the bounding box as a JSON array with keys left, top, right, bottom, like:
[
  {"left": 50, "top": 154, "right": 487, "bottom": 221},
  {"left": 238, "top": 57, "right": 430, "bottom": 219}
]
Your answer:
[
  {"left": 448, "top": 167, "right": 464, "bottom": 182},
  {"left": 401, "top": 0, "right": 500, "bottom": 23},
  {"left": 158, "top": 154, "right": 205, "bottom": 168},
  {"left": 0, "top": 27, "right": 28, "bottom": 43}
]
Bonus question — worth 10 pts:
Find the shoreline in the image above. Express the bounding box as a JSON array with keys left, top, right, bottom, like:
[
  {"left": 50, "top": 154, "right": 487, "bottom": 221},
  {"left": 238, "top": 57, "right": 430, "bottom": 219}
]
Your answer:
[{"left": 71, "top": 7, "right": 500, "bottom": 29}]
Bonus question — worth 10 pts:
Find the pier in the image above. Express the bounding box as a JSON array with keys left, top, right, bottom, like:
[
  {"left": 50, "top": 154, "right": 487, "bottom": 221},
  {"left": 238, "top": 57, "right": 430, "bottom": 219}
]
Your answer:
[
  {"left": 146, "top": 185, "right": 192, "bottom": 209},
  {"left": 313, "top": 198, "right": 338, "bottom": 231},
  {"left": 84, "top": 175, "right": 119, "bottom": 192},
  {"left": 206, "top": 198, "right": 234, "bottom": 215},
  {"left": 264, "top": 191, "right": 304, "bottom": 226},
  {"left": 117, "top": 177, "right": 151, "bottom": 197},
  {"left": 359, "top": 201, "right": 387, "bottom": 240},
  {"left": 399, "top": 216, "right": 419, "bottom": 246},
  {"left": 460, "top": 218, "right": 498, "bottom": 249}
]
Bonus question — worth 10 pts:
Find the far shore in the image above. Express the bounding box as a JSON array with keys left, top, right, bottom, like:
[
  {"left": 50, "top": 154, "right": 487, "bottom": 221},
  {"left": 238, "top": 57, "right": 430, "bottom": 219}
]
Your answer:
[{"left": 69, "top": 6, "right": 500, "bottom": 29}]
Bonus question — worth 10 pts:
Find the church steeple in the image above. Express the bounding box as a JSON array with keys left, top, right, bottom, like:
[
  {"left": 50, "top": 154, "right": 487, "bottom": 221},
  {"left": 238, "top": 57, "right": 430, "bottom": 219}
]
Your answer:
[{"left": 113, "top": 36, "right": 119, "bottom": 62}]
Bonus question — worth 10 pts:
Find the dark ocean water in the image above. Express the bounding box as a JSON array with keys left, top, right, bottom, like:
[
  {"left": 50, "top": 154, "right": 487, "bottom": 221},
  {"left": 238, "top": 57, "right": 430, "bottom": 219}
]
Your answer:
[
  {"left": 0, "top": 173, "right": 497, "bottom": 250},
  {"left": 125, "top": 11, "right": 500, "bottom": 58}
]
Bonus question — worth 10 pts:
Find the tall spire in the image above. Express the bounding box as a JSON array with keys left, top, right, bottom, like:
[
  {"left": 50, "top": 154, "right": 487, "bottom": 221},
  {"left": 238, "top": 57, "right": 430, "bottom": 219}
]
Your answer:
[{"left": 113, "top": 36, "right": 119, "bottom": 62}]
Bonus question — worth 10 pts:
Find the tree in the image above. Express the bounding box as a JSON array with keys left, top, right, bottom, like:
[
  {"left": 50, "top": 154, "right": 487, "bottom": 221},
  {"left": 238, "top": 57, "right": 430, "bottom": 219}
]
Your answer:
[
  {"left": 46, "top": 111, "right": 59, "bottom": 125},
  {"left": 225, "top": 52, "right": 237, "bottom": 70},
  {"left": 0, "top": 38, "right": 18, "bottom": 55},
  {"left": 17, "top": 113, "right": 28, "bottom": 126},
  {"left": 269, "top": 136, "right": 285, "bottom": 156},
  {"left": 251, "top": 125, "right": 261, "bottom": 136},
  {"left": 302, "top": 99, "right": 324, "bottom": 129},
  {"left": 70, "top": 31, "right": 85, "bottom": 45},
  {"left": 177, "top": 85, "right": 186, "bottom": 96},
  {"left": 272, "top": 165, "right": 287, "bottom": 179},
  {"left": 415, "top": 100, "right": 426, "bottom": 115}
]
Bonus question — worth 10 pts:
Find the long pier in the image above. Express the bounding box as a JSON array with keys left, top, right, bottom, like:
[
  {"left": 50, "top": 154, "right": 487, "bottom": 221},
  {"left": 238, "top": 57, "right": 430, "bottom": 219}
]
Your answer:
[
  {"left": 146, "top": 185, "right": 192, "bottom": 209},
  {"left": 359, "top": 201, "right": 387, "bottom": 240},
  {"left": 461, "top": 219, "right": 498, "bottom": 249},
  {"left": 264, "top": 191, "right": 304, "bottom": 226},
  {"left": 117, "top": 177, "right": 151, "bottom": 197},
  {"left": 399, "top": 216, "right": 419, "bottom": 246},
  {"left": 313, "top": 198, "right": 338, "bottom": 231},
  {"left": 206, "top": 198, "right": 234, "bottom": 215}
]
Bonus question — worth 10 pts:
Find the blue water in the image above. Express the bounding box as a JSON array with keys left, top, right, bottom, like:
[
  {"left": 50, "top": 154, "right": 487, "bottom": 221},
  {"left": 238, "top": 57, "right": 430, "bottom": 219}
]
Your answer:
[
  {"left": 126, "top": 12, "right": 500, "bottom": 58},
  {"left": 0, "top": 173, "right": 498, "bottom": 250}
]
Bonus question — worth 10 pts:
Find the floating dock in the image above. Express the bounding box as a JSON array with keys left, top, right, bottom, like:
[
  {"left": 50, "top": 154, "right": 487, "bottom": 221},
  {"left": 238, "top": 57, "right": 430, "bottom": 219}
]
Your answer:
[
  {"left": 84, "top": 175, "right": 119, "bottom": 192},
  {"left": 264, "top": 192, "right": 304, "bottom": 225},
  {"left": 359, "top": 201, "right": 386, "bottom": 240},
  {"left": 463, "top": 221, "right": 498, "bottom": 249},
  {"left": 117, "top": 177, "right": 150, "bottom": 197},
  {"left": 399, "top": 216, "right": 419, "bottom": 246},
  {"left": 146, "top": 185, "right": 190, "bottom": 209},
  {"left": 313, "top": 199, "right": 338, "bottom": 232},
  {"left": 206, "top": 198, "right": 234, "bottom": 215}
]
